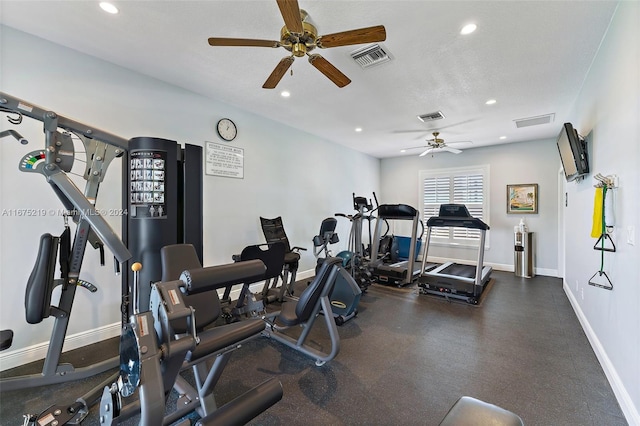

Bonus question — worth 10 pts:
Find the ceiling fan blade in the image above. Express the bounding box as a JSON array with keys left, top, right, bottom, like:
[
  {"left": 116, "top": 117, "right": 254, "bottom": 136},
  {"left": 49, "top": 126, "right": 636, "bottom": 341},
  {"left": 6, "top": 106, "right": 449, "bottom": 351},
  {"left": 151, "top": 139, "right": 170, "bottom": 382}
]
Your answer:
[
  {"left": 208, "top": 37, "right": 280, "bottom": 48},
  {"left": 262, "top": 56, "right": 295, "bottom": 89},
  {"left": 419, "top": 148, "right": 434, "bottom": 157},
  {"left": 317, "top": 25, "right": 386, "bottom": 48},
  {"left": 445, "top": 140, "right": 473, "bottom": 146},
  {"left": 277, "top": 0, "right": 304, "bottom": 34},
  {"left": 308, "top": 54, "right": 351, "bottom": 87},
  {"left": 442, "top": 146, "right": 463, "bottom": 154}
]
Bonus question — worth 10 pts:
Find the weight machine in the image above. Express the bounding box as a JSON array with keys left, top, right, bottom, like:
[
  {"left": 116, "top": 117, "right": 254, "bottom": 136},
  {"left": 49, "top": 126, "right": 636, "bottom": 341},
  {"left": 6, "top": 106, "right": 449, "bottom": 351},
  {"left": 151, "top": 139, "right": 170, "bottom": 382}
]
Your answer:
[
  {"left": 98, "top": 260, "right": 282, "bottom": 425},
  {"left": 0, "top": 92, "right": 211, "bottom": 424},
  {"left": 0, "top": 92, "right": 131, "bottom": 395}
]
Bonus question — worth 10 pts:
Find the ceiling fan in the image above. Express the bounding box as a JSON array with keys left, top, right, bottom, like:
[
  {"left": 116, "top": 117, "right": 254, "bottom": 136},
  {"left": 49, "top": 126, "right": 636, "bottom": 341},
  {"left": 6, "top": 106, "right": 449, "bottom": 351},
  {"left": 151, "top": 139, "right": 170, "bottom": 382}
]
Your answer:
[
  {"left": 207, "top": 0, "right": 386, "bottom": 89},
  {"left": 407, "top": 132, "right": 472, "bottom": 156}
]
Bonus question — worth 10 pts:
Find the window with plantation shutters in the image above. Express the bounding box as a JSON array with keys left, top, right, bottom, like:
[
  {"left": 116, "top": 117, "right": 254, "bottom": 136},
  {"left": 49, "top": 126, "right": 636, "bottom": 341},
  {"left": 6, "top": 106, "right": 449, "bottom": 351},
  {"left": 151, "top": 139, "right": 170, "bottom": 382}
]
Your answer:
[{"left": 419, "top": 165, "right": 490, "bottom": 247}]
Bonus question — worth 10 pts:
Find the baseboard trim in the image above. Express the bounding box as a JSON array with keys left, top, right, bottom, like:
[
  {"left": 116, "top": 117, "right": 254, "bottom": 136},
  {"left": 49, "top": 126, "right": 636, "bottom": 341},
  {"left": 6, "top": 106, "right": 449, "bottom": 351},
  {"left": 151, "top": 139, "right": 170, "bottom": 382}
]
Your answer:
[
  {"left": 563, "top": 282, "right": 639, "bottom": 425},
  {"left": 0, "top": 322, "right": 122, "bottom": 371}
]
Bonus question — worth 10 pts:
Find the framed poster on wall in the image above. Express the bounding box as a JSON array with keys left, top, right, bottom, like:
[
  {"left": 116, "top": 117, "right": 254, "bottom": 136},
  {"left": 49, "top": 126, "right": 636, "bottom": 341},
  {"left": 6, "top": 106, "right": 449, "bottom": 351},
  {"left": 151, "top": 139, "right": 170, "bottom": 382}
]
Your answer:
[{"left": 507, "top": 183, "right": 538, "bottom": 214}]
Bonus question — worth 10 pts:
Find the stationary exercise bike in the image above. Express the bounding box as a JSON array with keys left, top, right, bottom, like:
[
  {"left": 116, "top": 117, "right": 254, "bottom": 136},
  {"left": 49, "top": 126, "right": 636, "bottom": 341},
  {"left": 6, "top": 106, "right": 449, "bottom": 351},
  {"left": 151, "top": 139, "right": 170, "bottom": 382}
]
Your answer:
[
  {"left": 312, "top": 218, "right": 361, "bottom": 325},
  {"left": 334, "top": 193, "right": 379, "bottom": 291}
]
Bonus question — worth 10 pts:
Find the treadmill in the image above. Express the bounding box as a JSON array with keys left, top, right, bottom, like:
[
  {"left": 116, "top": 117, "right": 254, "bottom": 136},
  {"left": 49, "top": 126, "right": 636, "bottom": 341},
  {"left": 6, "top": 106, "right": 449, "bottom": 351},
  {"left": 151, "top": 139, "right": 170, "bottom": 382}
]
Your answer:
[
  {"left": 418, "top": 204, "right": 492, "bottom": 304},
  {"left": 369, "top": 204, "right": 424, "bottom": 286}
]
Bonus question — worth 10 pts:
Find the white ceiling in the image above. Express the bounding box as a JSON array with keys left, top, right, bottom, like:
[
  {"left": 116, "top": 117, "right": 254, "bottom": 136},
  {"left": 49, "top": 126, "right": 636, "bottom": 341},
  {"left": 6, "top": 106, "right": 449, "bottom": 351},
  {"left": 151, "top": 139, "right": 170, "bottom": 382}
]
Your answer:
[{"left": 0, "top": 1, "right": 618, "bottom": 158}]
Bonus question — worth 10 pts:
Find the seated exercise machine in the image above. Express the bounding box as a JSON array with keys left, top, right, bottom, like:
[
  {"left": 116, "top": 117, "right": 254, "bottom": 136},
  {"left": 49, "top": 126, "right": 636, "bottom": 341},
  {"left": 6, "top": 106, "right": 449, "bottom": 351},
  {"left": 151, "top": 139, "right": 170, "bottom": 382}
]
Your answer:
[
  {"left": 0, "top": 92, "right": 132, "bottom": 393},
  {"left": 222, "top": 242, "right": 287, "bottom": 322},
  {"left": 334, "top": 193, "right": 377, "bottom": 290},
  {"left": 369, "top": 204, "right": 424, "bottom": 287},
  {"left": 263, "top": 257, "right": 345, "bottom": 365},
  {"left": 418, "top": 204, "right": 492, "bottom": 304},
  {"left": 259, "top": 216, "right": 307, "bottom": 303},
  {"left": 161, "top": 244, "right": 344, "bottom": 366},
  {"left": 93, "top": 251, "right": 283, "bottom": 425},
  {"left": 311, "top": 218, "right": 361, "bottom": 325}
]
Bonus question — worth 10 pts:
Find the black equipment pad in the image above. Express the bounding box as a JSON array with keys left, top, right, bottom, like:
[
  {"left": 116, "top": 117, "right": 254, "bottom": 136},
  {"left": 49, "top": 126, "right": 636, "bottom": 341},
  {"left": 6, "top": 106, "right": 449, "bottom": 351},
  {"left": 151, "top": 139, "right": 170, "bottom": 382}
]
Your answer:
[
  {"left": 180, "top": 260, "right": 266, "bottom": 295},
  {"left": 377, "top": 204, "right": 418, "bottom": 219},
  {"left": 25, "top": 233, "right": 59, "bottom": 324}
]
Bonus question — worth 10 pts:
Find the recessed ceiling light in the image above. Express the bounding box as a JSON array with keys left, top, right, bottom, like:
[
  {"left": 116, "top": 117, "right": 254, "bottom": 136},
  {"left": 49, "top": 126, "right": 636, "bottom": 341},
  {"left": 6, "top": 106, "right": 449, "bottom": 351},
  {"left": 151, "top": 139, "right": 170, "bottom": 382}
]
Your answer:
[
  {"left": 485, "top": 99, "right": 497, "bottom": 105},
  {"left": 460, "top": 23, "right": 477, "bottom": 35},
  {"left": 400, "top": 149, "right": 406, "bottom": 153},
  {"left": 280, "top": 91, "right": 290, "bottom": 97},
  {"left": 355, "top": 127, "right": 363, "bottom": 132},
  {"left": 499, "top": 136, "right": 507, "bottom": 140},
  {"left": 99, "top": 2, "right": 119, "bottom": 14}
]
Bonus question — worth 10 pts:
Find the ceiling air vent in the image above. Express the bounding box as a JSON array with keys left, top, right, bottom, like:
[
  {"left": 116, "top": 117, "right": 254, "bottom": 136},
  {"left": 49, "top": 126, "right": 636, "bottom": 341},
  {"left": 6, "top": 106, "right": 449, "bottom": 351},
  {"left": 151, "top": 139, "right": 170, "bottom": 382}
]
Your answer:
[
  {"left": 417, "top": 111, "right": 445, "bottom": 122},
  {"left": 350, "top": 43, "right": 391, "bottom": 69},
  {"left": 514, "top": 113, "right": 555, "bottom": 128}
]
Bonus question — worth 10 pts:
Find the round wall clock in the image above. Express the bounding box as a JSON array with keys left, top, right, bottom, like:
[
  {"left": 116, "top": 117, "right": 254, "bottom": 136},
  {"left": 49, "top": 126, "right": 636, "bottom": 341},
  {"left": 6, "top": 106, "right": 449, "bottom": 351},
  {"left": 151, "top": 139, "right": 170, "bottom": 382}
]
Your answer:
[{"left": 216, "top": 118, "right": 237, "bottom": 141}]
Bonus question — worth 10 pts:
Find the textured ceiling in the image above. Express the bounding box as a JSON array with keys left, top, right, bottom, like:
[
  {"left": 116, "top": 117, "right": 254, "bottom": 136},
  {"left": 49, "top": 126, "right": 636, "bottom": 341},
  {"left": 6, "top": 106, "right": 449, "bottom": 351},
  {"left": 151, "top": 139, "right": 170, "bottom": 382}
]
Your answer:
[{"left": 0, "top": 1, "right": 618, "bottom": 158}]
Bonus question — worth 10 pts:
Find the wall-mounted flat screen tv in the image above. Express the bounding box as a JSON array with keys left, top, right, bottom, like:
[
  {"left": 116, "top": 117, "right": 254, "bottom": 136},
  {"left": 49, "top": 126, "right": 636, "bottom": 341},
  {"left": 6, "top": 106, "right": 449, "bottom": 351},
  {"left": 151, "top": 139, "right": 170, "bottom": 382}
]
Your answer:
[{"left": 557, "top": 122, "right": 589, "bottom": 182}]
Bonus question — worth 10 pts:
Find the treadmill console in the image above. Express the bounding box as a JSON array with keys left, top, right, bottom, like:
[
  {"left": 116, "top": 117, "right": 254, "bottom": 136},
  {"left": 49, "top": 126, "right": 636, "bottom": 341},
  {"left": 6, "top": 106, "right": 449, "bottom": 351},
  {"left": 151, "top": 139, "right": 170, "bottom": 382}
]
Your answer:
[
  {"left": 428, "top": 204, "right": 489, "bottom": 230},
  {"left": 438, "top": 204, "right": 471, "bottom": 217},
  {"left": 378, "top": 204, "right": 418, "bottom": 219}
]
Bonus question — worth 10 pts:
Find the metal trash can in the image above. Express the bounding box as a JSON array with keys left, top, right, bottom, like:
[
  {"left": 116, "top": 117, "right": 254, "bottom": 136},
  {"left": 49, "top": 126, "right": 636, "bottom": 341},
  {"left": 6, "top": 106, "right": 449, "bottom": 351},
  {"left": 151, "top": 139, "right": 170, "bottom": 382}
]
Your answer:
[{"left": 514, "top": 231, "right": 534, "bottom": 278}]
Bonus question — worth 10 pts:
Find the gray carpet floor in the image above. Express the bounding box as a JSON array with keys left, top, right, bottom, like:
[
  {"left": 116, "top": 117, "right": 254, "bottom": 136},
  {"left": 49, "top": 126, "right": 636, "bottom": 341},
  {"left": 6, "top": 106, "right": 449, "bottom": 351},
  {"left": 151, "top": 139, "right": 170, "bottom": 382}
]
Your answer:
[{"left": 0, "top": 271, "right": 628, "bottom": 425}]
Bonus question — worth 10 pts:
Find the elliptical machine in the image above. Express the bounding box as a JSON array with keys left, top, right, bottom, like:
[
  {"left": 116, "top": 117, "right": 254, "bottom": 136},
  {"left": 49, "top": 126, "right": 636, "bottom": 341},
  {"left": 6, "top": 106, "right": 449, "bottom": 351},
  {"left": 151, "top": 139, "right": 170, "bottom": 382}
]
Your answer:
[
  {"left": 335, "top": 193, "right": 378, "bottom": 291},
  {"left": 311, "top": 217, "right": 361, "bottom": 325}
]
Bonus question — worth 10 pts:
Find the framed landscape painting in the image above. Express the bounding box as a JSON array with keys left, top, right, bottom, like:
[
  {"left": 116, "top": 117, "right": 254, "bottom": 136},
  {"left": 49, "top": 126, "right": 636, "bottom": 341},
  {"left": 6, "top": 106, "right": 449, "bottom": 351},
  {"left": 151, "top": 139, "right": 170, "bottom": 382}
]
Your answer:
[{"left": 507, "top": 184, "right": 538, "bottom": 214}]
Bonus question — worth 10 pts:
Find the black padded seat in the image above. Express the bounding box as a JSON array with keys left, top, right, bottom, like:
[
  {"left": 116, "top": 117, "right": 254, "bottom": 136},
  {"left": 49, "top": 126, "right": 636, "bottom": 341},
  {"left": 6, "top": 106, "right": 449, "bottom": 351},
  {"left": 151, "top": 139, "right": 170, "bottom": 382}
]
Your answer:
[
  {"left": 276, "top": 257, "right": 341, "bottom": 327},
  {"left": 439, "top": 396, "right": 524, "bottom": 426},
  {"left": 185, "top": 319, "right": 266, "bottom": 363},
  {"left": 283, "top": 251, "right": 300, "bottom": 265},
  {"left": 275, "top": 301, "right": 299, "bottom": 327}
]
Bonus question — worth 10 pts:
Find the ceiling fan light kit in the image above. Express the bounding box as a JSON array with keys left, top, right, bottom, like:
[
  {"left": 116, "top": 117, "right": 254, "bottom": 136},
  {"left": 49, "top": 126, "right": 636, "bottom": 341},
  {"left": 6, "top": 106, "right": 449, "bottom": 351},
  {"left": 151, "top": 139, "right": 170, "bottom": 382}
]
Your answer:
[
  {"left": 411, "top": 132, "right": 471, "bottom": 157},
  {"left": 207, "top": 0, "right": 386, "bottom": 89}
]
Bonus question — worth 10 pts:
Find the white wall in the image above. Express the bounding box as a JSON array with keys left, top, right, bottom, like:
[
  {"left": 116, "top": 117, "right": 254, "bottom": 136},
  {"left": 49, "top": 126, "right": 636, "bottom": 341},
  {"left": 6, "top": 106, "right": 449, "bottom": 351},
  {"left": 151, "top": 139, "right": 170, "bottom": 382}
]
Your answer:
[
  {"left": 0, "top": 26, "right": 379, "bottom": 368},
  {"left": 380, "top": 139, "right": 559, "bottom": 275},
  {"left": 560, "top": 2, "right": 639, "bottom": 423}
]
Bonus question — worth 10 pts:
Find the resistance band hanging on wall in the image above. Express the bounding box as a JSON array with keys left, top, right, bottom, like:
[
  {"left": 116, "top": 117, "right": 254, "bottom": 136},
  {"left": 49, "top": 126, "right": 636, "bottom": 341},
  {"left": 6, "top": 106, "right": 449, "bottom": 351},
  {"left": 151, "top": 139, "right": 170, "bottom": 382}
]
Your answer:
[{"left": 589, "top": 174, "right": 617, "bottom": 290}]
